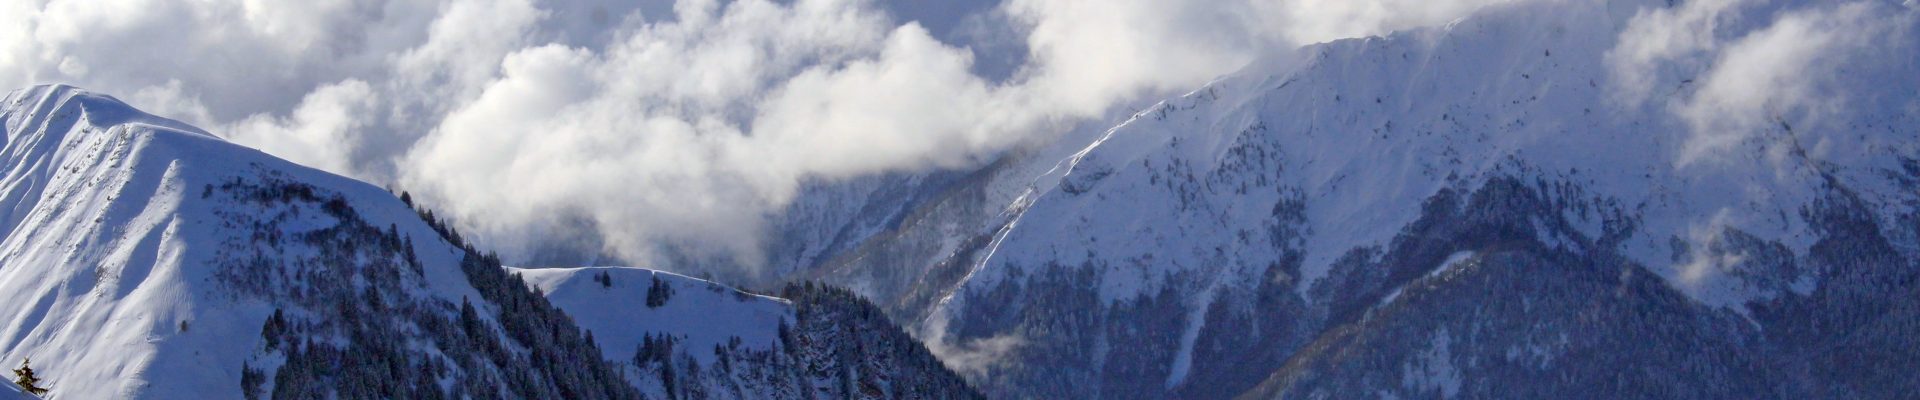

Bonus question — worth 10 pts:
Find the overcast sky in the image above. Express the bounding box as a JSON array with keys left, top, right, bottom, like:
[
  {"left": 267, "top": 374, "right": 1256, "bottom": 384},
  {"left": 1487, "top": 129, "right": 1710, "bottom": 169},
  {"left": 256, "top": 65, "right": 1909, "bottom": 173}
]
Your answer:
[{"left": 2, "top": 0, "right": 1909, "bottom": 272}]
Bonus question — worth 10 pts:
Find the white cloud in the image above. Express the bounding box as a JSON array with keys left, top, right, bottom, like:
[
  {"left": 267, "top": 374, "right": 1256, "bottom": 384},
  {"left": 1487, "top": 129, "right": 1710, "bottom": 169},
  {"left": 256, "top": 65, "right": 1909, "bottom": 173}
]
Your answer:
[
  {"left": 1607, "top": 0, "right": 1918, "bottom": 167},
  {"left": 1673, "top": 2, "right": 1906, "bottom": 166},
  {"left": 226, "top": 80, "right": 382, "bottom": 177},
  {"left": 1676, "top": 209, "right": 1745, "bottom": 286},
  {"left": 398, "top": 0, "right": 907, "bottom": 266},
  {"left": 125, "top": 80, "right": 216, "bottom": 129},
  {"left": 0, "top": 0, "right": 1519, "bottom": 272},
  {"left": 1266, "top": 0, "right": 1519, "bottom": 45},
  {"left": 918, "top": 306, "right": 1026, "bottom": 378},
  {"left": 1606, "top": 0, "right": 1752, "bottom": 108}
]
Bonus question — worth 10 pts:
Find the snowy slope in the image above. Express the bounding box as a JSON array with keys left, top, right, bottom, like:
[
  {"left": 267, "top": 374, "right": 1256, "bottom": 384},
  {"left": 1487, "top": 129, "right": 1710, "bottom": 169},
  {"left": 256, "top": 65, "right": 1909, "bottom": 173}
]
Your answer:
[
  {"left": 948, "top": 0, "right": 1910, "bottom": 313},
  {"left": 513, "top": 266, "right": 791, "bottom": 366},
  {"left": 514, "top": 266, "right": 980, "bottom": 400},
  {"left": 0, "top": 84, "right": 446, "bottom": 399},
  {"left": 913, "top": 0, "right": 1920, "bottom": 398}
]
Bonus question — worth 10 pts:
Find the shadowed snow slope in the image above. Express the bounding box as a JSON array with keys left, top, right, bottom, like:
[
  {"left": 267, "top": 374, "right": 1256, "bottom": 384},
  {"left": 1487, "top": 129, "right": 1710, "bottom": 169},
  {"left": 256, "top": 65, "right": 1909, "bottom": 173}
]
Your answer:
[{"left": 1, "top": 380, "right": 30, "bottom": 400}]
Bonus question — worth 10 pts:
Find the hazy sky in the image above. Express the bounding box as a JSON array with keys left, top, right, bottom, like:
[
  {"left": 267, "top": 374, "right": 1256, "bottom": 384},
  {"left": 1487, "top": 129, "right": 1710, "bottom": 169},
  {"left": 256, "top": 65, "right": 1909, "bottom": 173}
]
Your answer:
[{"left": 2, "top": 0, "right": 1908, "bottom": 271}]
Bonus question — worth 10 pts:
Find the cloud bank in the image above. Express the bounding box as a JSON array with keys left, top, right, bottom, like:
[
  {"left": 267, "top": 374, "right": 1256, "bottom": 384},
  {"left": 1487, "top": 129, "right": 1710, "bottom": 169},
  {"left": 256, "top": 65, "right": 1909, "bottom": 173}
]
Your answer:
[
  {"left": 1, "top": 0, "right": 1515, "bottom": 272},
  {"left": 1608, "top": 0, "right": 1918, "bottom": 167}
]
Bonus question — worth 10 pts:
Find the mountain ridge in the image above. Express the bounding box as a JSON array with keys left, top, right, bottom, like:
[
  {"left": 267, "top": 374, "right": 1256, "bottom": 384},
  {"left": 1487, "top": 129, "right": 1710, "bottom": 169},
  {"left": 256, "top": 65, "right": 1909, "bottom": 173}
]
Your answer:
[{"left": 0, "top": 84, "right": 976, "bottom": 399}]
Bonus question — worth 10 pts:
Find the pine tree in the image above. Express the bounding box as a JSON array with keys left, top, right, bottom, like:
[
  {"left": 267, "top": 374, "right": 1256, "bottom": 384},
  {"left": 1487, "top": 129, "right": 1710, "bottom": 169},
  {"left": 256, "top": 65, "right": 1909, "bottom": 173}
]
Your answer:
[
  {"left": 240, "top": 362, "right": 266, "bottom": 400},
  {"left": 12, "top": 358, "right": 48, "bottom": 396},
  {"left": 262, "top": 309, "right": 289, "bottom": 350},
  {"left": 646, "top": 276, "right": 673, "bottom": 308}
]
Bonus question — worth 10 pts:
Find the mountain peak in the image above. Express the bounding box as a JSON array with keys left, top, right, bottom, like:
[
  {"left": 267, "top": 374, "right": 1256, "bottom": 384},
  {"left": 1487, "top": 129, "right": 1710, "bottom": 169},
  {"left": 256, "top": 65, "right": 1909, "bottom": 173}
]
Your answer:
[{"left": 5, "top": 84, "right": 215, "bottom": 143}]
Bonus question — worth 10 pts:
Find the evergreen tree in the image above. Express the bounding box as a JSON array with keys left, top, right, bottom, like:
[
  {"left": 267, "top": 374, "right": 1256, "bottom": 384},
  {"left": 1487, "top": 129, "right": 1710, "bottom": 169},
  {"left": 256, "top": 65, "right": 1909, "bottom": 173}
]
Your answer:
[
  {"left": 261, "top": 309, "right": 288, "bottom": 350},
  {"left": 646, "top": 276, "right": 674, "bottom": 308},
  {"left": 12, "top": 358, "right": 49, "bottom": 396},
  {"left": 240, "top": 362, "right": 266, "bottom": 400}
]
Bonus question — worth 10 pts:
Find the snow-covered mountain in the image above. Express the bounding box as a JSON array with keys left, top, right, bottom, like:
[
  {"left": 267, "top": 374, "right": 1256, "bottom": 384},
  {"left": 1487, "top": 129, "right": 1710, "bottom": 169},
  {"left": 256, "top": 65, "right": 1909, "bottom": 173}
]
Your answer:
[
  {"left": 0, "top": 84, "right": 973, "bottom": 399},
  {"left": 0, "top": 84, "right": 556, "bottom": 399},
  {"left": 746, "top": 0, "right": 1920, "bottom": 398}
]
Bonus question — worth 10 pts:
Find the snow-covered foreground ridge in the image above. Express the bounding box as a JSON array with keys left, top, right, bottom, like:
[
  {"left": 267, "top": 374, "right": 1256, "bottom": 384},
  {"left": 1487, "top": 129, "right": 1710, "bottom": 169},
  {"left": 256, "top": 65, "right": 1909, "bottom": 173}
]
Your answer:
[
  {"left": 0, "top": 85, "right": 974, "bottom": 399},
  {"left": 0, "top": 83, "right": 629, "bottom": 398}
]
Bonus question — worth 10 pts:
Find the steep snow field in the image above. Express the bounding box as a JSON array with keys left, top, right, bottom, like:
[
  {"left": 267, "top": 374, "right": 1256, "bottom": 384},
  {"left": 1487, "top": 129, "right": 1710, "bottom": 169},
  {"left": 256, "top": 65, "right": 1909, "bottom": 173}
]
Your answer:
[
  {"left": 917, "top": 0, "right": 1920, "bottom": 397},
  {"left": 0, "top": 84, "right": 484, "bottom": 398}
]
